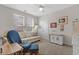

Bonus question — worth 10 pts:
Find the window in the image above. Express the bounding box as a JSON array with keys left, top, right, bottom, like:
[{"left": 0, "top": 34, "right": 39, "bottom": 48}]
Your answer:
[
  {"left": 13, "top": 14, "right": 25, "bottom": 31},
  {"left": 32, "top": 18, "right": 35, "bottom": 27}
]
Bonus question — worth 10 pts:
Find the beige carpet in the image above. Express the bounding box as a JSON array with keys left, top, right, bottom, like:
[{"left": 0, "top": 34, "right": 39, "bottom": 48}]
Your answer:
[
  {"left": 37, "top": 39, "right": 72, "bottom": 55},
  {"left": 0, "top": 38, "right": 72, "bottom": 55}
]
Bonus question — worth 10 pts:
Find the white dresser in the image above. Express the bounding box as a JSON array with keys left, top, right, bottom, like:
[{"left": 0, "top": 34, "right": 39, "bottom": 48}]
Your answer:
[
  {"left": 72, "top": 35, "right": 79, "bottom": 55},
  {"left": 49, "top": 34, "right": 64, "bottom": 45}
]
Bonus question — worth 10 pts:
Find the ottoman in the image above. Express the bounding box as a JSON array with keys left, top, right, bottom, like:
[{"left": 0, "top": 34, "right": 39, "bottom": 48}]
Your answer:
[{"left": 29, "top": 43, "right": 39, "bottom": 55}]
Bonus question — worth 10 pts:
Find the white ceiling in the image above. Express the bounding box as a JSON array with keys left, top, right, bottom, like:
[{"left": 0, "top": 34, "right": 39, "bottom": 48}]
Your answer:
[{"left": 3, "top": 4, "right": 75, "bottom": 16}]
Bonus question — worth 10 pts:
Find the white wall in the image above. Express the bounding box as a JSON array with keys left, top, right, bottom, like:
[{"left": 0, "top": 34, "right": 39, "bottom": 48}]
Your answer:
[
  {"left": 38, "top": 13, "right": 54, "bottom": 40},
  {"left": 0, "top": 5, "right": 37, "bottom": 34},
  {"left": 38, "top": 5, "right": 79, "bottom": 46}
]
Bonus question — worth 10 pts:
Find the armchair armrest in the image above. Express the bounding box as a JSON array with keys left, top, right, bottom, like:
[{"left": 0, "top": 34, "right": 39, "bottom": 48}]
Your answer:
[
  {"left": 2, "top": 37, "right": 23, "bottom": 55},
  {"left": 2, "top": 37, "right": 8, "bottom": 45},
  {"left": 2, "top": 42, "right": 23, "bottom": 55},
  {"left": 21, "top": 36, "right": 40, "bottom": 43}
]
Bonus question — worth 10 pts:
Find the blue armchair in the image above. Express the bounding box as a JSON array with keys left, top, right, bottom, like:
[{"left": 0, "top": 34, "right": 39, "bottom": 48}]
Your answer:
[{"left": 7, "top": 30, "right": 39, "bottom": 54}]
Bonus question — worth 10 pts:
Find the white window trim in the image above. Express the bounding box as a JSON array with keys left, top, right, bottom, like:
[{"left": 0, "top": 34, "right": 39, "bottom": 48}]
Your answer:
[{"left": 13, "top": 14, "right": 25, "bottom": 26}]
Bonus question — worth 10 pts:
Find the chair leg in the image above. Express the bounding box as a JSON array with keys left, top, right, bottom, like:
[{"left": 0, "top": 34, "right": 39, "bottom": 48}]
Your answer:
[
  {"left": 30, "top": 51, "right": 39, "bottom": 55},
  {"left": 13, "top": 51, "right": 22, "bottom": 55},
  {"left": 18, "top": 51, "right": 22, "bottom": 55},
  {"left": 35, "top": 51, "right": 39, "bottom": 55},
  {"left": 20, "top": 50, "right": 23, "bottom": 55},
  {"left": 22, "top": 49, "right": 27, "bottom": 55}
]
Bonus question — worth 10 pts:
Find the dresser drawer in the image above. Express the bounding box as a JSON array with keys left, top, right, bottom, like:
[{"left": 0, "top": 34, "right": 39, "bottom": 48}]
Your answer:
[
  {"left": 50, "top": 35, "right": 57, "bottom": 42},
  {"left": 56, "top": 36, "right": 63, "bottom": 45}
]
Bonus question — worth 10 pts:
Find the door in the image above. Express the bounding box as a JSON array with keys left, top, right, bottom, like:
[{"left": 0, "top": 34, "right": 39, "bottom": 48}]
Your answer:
[{"left": 73, "top": 21, "right": 79, "bottom": 34}]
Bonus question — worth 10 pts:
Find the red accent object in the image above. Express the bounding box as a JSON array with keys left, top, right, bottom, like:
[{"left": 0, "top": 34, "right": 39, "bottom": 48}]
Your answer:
[{"left": 50, "top": 22, "right": 57, "bottom": 28}]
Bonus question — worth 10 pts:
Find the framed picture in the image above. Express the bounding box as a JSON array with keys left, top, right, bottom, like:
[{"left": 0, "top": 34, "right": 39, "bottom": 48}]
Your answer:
[
  {"left": 60, "top": 24, "right": 64, "bottom": 31},
  {"left": 50, "top": 22, "right": 57, "bottom": 28},
  {"left": 58, "top": 16, "right": 68, "bottom": 24}
]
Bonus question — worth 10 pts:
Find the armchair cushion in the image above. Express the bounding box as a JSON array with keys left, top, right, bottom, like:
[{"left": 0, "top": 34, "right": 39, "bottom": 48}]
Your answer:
[
  {"left": 7, "top": 30, "right": 22, "bottom": 44},
  {"left": 29, "top": 43, "right": 39, "bottom": 51},
  {"left": 22, "top": 43, "right": 31, "bottom": 49}
]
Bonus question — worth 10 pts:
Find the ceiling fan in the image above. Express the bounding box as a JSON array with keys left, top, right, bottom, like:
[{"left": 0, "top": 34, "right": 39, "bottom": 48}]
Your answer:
[{"left": 39, "top": 5, "right": 44, "bottom": 12}]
